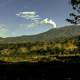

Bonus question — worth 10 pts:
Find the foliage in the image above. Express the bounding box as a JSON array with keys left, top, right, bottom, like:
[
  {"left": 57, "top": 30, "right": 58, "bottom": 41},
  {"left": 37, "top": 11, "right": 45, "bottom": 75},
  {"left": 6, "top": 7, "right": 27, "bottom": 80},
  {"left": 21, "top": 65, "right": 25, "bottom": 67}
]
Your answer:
[{"left": 66, "top": 0, "right": 80, "bottom": 24}]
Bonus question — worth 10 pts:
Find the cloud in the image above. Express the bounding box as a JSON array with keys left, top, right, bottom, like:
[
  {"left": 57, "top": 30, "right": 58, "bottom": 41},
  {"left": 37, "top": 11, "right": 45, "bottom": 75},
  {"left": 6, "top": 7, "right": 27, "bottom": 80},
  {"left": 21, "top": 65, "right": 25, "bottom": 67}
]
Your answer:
[
  {"left": 0, "top": 24, "right": 10, "bottom": 38},
  {"left": 16, "top": 11, "right": 40, "bottom": 21},
  {"left": 16, "top": 11, "right": 56, "bottom": 29}
]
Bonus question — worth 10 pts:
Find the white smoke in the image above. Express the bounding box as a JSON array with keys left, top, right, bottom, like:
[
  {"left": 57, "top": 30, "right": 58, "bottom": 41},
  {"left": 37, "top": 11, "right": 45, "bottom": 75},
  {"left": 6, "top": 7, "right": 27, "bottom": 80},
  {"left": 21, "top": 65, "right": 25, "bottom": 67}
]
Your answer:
[
  {"left": 41, "top": 18, "right": 56, "bottom": 28},
  {"left": 16, "top": 11, "right": 57, "bottom": 28}
]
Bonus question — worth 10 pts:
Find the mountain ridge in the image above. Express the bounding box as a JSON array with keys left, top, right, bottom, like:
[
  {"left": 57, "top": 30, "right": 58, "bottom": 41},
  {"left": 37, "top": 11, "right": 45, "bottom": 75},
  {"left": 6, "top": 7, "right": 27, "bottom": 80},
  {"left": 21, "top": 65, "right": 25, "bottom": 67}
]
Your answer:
[{"left": 0, "top": 25, "right": 80, "bottom": 43}]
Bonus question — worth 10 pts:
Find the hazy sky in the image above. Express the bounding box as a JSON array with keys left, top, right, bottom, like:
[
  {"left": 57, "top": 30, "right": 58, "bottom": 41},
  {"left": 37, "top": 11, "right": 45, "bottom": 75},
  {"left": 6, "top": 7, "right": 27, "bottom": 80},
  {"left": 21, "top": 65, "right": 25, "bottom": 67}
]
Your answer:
[{"left": 0, "top": 0, "right": 70, "bottom": 37}]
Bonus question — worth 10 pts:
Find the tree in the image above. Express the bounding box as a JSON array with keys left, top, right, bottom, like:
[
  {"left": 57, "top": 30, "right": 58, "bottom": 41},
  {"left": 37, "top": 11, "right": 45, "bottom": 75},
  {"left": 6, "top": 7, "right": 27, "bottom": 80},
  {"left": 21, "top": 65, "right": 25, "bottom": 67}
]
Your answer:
[{"left": 66, "top": 0, "right": 80, "bottom": 24}]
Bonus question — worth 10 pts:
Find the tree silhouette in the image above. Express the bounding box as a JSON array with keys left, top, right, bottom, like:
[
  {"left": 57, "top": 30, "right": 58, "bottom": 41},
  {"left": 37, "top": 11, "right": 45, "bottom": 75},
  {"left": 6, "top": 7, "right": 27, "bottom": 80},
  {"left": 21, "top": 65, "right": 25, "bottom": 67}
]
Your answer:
[{"left": 66, "top": 0, "right": 80, "bottom": 24}]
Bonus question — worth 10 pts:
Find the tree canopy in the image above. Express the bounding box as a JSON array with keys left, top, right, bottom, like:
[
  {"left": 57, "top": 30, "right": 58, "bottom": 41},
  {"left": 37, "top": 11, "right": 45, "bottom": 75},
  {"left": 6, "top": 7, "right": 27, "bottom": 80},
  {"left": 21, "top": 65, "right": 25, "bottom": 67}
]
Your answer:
[{"left": 66, "top": 0, "right": 80, "bottom": 24}]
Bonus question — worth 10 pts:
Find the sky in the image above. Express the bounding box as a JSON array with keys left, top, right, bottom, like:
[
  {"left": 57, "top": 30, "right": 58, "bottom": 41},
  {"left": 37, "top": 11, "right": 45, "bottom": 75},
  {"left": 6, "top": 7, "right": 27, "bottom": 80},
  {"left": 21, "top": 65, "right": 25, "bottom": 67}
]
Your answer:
[{"left": 0, "top": 0, "right": 70, "bottom": 38}]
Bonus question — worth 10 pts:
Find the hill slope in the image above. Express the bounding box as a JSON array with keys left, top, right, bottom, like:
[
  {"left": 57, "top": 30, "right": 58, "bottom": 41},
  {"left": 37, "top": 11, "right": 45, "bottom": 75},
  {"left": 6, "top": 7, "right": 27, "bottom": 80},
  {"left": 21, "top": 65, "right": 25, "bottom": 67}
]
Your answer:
[{"left": 0, "top": 25, "right": 80, "bottom": 43}]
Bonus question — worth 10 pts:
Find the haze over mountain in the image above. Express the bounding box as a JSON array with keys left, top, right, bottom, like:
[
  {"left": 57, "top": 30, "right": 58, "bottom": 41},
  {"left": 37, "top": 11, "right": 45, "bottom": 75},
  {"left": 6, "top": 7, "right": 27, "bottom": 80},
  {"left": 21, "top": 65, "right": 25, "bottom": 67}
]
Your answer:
[{"left": 0, "top": 25, "right": 80, "bottom": 43}]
